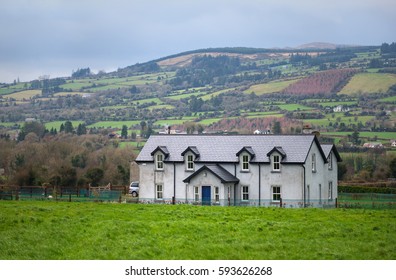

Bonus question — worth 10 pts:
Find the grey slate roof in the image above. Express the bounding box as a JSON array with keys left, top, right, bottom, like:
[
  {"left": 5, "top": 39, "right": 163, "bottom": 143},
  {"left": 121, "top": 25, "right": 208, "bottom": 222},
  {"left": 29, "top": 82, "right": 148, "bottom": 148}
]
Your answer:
[
  {"left": 136, "top": 134, "right": 328, "bottom": 164},
  {"left": 183, "top": 164, "right": 239, "bottom": 183}
]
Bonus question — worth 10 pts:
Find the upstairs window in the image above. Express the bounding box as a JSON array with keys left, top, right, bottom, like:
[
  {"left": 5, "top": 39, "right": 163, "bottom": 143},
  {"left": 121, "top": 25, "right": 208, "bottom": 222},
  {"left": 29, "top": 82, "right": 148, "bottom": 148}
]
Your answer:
[
  {"left": 312, "top": 153, "right": 316, "bottom": 172},
  {"left": 186, "top": 154, "right": 194, "bottom": 171},
  {"left": 242, "top": 154, "right": 249, "bottom": 171},
  {"left": 273, "top": 155, "right": 280, "bottom": 171},
  {"left": 156, "top": 154, "right": 164, "bottom": 170}
]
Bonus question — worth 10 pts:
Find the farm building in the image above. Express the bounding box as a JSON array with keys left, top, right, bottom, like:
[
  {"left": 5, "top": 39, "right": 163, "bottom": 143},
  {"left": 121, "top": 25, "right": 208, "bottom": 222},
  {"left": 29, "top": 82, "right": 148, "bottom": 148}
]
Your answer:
[{"left": 134, "top": 134, "right": 341, "bottom": 208}]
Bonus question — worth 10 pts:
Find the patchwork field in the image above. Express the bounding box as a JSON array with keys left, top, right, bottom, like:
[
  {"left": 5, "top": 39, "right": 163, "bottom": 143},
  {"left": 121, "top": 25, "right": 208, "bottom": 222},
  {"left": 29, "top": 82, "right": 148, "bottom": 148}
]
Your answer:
[
  {"left": 339, "top": 73, "right": 396, "bottom": 95},
  {"left": 0, "top": 201, "right": 395, "bottom": 260},
  {"left": 244, "top": 79, "right": 300, "bottom": 95}
]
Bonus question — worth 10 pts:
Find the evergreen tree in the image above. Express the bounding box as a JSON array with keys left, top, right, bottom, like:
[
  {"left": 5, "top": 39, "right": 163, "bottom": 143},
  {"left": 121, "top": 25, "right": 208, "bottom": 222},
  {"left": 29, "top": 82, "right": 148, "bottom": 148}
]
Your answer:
[
  {"left": 121, "top": 125, "right": 128, "bottom": 139},
  {"left": 64, "top": 121, "right": 74, "bottom": 134}
]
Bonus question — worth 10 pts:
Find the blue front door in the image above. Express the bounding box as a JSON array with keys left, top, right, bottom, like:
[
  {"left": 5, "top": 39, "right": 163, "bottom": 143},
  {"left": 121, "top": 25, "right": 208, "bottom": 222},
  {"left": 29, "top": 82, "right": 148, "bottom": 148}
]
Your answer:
[{"left": 202, "top": 186, "right": 211, "bottom": 205}]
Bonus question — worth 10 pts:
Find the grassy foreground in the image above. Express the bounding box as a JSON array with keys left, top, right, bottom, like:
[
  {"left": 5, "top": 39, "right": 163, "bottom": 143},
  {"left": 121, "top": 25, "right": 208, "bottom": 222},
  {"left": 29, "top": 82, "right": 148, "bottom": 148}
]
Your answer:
[{"left": 0, "top": 201, "right": 395, "bottom": 260}]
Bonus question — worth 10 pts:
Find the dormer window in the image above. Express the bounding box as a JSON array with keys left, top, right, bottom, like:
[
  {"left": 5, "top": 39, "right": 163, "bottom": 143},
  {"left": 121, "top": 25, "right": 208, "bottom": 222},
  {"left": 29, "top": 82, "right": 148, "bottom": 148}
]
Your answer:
[
  {"left": 273, "top": 155, "right": 280, "bottom": 171},
  {"left": 236, "top": 146, "right": 255, "bottom": 172},
  {"left": 242, "top": 154, "right": 249, "bottom": 171},
  {"left": 186, "top": 154, "right": 194, "bottom": 171},
  {"left": 151, "top": 146, "right": 169, "bottom": 171},
  {"left": 267, "top": 146, "right": 286, "bottom": 172},
  {"left": 182, "top": 146, "right": 200, "bottom": 172},
  {"left": 156, "top": 153, "right": 164, "bottom": 170}
]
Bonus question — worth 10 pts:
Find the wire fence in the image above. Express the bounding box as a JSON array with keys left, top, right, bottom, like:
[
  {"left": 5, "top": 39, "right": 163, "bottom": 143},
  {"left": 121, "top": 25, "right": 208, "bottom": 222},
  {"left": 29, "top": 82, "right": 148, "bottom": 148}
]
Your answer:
[
  {"left": 337, "top": 193, "right": 396, "bottom": 209},
  {"left": 1, "top": 185, "right": 396, "bottom": 209},
  {"left": 0, "top": 186, "right": 123, "bottom": 203}
]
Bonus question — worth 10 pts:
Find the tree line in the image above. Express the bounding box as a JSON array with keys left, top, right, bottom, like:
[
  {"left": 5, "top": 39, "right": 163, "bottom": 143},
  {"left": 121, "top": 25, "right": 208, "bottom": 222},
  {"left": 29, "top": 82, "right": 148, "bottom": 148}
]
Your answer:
[{"left": 0, "top": 133, "right": 134, "bottom": 187}]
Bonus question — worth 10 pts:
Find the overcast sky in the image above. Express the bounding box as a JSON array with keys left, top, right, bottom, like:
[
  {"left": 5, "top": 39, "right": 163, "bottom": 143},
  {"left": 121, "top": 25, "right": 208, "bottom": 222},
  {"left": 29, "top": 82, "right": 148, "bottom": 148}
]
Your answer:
[{"left": 0, "top": 0, "right": 395, "bottom": 83}]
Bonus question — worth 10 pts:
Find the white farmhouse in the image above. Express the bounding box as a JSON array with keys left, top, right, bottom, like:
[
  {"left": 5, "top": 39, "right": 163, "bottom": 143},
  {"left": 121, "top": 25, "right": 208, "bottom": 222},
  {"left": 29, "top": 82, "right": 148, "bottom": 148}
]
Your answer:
[{"left": 135, "top": 134, "right": 341, "bottom": 208}]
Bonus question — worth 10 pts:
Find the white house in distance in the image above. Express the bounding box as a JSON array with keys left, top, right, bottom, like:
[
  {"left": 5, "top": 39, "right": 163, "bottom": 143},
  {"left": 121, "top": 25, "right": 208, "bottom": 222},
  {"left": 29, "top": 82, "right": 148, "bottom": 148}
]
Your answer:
[{"left": 134, "top": 134, "right": 341, "bottom": 208}]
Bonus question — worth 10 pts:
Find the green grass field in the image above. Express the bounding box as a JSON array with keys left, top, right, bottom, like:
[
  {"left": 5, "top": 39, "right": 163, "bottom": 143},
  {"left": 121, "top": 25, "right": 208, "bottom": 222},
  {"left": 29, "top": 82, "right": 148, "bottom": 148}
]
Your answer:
[
  {"left": 244, "top": 79, "right": 300, "bottom": 95},
  {"left": 339, "top": 73, "right": 396, "bottom": 95},
  {"left": 0, "top": 201, "right": 394, "bottom": 260}
]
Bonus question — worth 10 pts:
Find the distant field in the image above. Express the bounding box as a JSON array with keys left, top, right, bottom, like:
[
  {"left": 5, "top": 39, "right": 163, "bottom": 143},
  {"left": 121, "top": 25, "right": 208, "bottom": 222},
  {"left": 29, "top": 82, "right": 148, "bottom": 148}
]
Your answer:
[
  {"left": 53, "top": 91, "right": 88, "bottom": 97},
  {"left": 201, "top": 87, "right": 237, "bottom": 100},
  {"left": 166, "top": 91, "right": 206, "bottom": 100},
  {"left": 339, "top": 73, "right": 396, "bottom": 95},
  {"left": 59, "top": 72, "right": 175, "bottom": 93},
  {"left": 5, "top": 90, "right": 41, "bottom": 100},
  {"left": 147, "top": 104, "right": 175, "bottom": 110},
  {"left": 45, "top": 121, "right": 85, "bottom": 131},
  {"left": 88, "top": 121, "right": 141, "bottom": 129},
  {"left": 244, "top": 79, "right": 299, "bottom": 95},
  {"left": 277, "top": 103, "right": 315, "bottom": 111},
  {"left": 306, "top": 114, "right": 375, "bottom": 127},
  {"left": 322, "top": 131, "right": 396, "bottom": 141}
]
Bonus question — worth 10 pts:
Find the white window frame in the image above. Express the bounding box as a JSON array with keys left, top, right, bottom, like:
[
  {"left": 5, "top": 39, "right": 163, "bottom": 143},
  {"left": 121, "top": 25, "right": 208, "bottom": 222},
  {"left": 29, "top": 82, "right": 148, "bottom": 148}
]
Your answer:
[
  {"left": 328, "top": 181, "right": 333, "bottom": 200},
  {"left": 241, "top": 154, "right": 249, "bottom": 171},
  {"left": 273, "top": 155, "right": 280, "bottom": 171},
  {"left": 156, "top": 184, "right": 163, "bottom": 200},
  {"left": 156, "top": 153, "right": 164, "bottom": 170},
  {"left": 312, "top": 153, "right": 316, "bottom": 172},
  {"left": 194, "top": 186, "right": 199, "bottom": 202},
  {"left": 214, "top": 186, "right": 219, "bottom": 203},
  {"left": 242, "top": 186, "right": 249, "bottom": 201},
  {"left": 186, "top": 154, "right": 194, "bottom": 171},
  {"left": 272, "top": 185, "right": 281, "bottom": 202}
]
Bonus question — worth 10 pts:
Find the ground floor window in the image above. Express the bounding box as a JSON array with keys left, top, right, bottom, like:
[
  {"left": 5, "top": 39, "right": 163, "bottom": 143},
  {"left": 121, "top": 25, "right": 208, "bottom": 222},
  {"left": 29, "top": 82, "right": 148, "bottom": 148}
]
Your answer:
[
  {"left": 272, "top": 185, "right": 281, "bottom": 202},
  {"left": 328, "top": 181, "right": 333, "bottom": 200},
  {"left": 156, "top": 184, "right": 163, "bottom": 200},
  {"left": 307, "top": 184, "right": 310, "bottom": 203},
  {"left": 242, "top": 186, "right": 249, "bottom": 201},
  {"left": 194, "top": 186, "right": 199, "bottom": 202},
  {"left": 319, "top": 184, "right": 322, "bottom": 204},
  {"left": 214, "top": 186, "right": 219, "bottom": 203}
]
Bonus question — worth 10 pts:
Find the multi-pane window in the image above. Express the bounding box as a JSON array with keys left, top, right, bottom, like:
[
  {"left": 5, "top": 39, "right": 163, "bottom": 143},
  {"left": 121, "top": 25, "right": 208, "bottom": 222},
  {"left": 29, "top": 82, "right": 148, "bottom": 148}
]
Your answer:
[
  {"left": 242, "top": 186, "right": 249, "bottom": 201},
  {"left": 214, "top": 186, "right": 219, "bottom": 203},
  {"left": 156, "top": 184, "right": 163, "bottom": 200},
  {"left": 194, "top": 186, "right": 199, "bottom": 202},
  {"left": 272, "top": 186, "right": 281, "bottom": 202},
  {"left": 242, "top": 155, "right": 249, "bottom": 171},
  {"left": 312, "top": 153, "right": 316, "bottom": 172},
  {"left": 273, "top": 155, "right": 280, "bottom": 171},
  {"left": 156, "top": 154, "right": 164, "bottom": 170},
  {"left": 187, "top": 154, "right": 194, "bottom": 170},
  {"left": 328, "top": 181, "right": 333, "bottom": 200}
]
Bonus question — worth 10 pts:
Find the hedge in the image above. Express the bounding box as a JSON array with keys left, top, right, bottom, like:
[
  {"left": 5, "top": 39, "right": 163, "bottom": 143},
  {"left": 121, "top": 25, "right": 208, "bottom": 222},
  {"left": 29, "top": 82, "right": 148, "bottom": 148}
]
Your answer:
[{"left": 338, "top": 185, "right": 396, "bottom": 194}]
